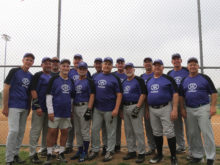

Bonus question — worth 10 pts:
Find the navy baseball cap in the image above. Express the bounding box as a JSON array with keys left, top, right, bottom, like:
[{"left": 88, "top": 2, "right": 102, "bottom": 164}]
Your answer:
[
  {"left": 144, "top": 57, "right": 152, "bottom": 62},
  {"left": 153, "top": 59, "right": 163, "bottom": 65},
  {"left": 78, "top": 61, "right": 88, "bottom": 69},
  {"left": 124, "top": 62, "right": 134, "bottom": 68},
  {"left": 172, "top": 53, "right": 181, "bottom": 59},
  {"left": 94, "top": 57, "right": 103, "bottom": 63},
  {"left": 51, "top": 57, "right": 60, "bottom": 63},
  {"left": 74, "top": 54, "right": 82, "bottom": 59},
  {"left": 42, "top": 57, "right": 52, "bottom": 63},
  {"left": 60, "top": 59, "right": 71, "bottom": 65},
  {"left": 23, "top": 53, "right": 35, "bottom": 60},
  {"left": 104, "top": 57, "right": 113, "bottom": 64},
  {"left": 187, "top": 57, "right": 198, "bottom": 64},
  {"left": 116, "top": 57, "right": 125, "bottom": 63}
]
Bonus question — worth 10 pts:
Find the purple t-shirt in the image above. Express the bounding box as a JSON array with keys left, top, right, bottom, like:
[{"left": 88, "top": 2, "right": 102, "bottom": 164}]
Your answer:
[
  {"left": 114, "top": 71, "right": 127, "bottom": 82},
  {"left": 141, "top": 72, "right": 154, "bottom": 85},
  {"left": 167, "top": 67, "right": 189, "bottom": 87},
  {"left": 69, "top": 68, "right": 91, "bottom": 81}
]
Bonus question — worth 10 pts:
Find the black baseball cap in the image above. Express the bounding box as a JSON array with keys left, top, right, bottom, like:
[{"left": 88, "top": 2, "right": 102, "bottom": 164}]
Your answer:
[
  {"left": 144, "top": 57, "right": 152, "bottom": 62},
  {"left": 104, "top": 57, "right": 113, "bottom": 64},
  {"left": 153, "top": 59, "right": 163, "bottom": 65},
  {"left": 116, "top": 57, "right": 125, "bottom": 63},
  {"left": 78, "top": 61, "right": 88, "bottom": 69},
  {"left": 172, "top": 53, "right": 181, "bottom": 59},
  {"left": 51, "top": 57, "right": 60, "bottom": 63},
  {"left": 60, "top": 59, "right": 71, "bottom": 65},
  {"left": 124, "top": 62, "right": 134, "bottom": 68},
  {"left": 41, "top": 57, "right": 52, "bottom": 64},
  {"left": 74, "top": 54, "right": 82, "bottom": 59},
  {"left": 23, "top": 53, "right": 35, "bottom": 60},
  {"left": 94, "top": 57, "right": 103, "bottom": 63},
  {"left": 187, "top": 57, "right": 198, "bottom": 64}
]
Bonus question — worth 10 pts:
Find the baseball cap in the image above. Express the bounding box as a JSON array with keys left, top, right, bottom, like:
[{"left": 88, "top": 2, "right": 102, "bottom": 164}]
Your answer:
[
  {"left": 23, "top": 53, "right": 35, "bottom": 60},
  {"left": 103, "top": 57, "right": 113, "bottom": 64},
  {"left": 41, "top": 57, "right": 52, "bottom": 63},
  {"left": 124, "top": 62, "right": 134, "bottom": 68},
  {"left": 116, "top": 57, "right": 125, "bottom": 63},
  {"left": 172, "top": 53, "right": 181, "bottom": 59},
  {"left": 153, "top": 59, "right": 163, "bottom": 65},
  {"left": 78, "top": 61, "right": 88, "bottom": 69},
  {"left": 187, "top": 57, "right": 198, "bottom": 64},
  {"left": 94, "top": 57, "right": 103, "bottom": 63},
  {"left": 60, "top": 59, "right": 71, "bottom": 65},
  {"left": 74, "top": 54, "right": 82, "bottom": 59},
  {"left": 144, "top": 57, "right": 152, "bottom": 62},
  {"left": 51, "top": 57, "right": 60, "bottom": 63}
]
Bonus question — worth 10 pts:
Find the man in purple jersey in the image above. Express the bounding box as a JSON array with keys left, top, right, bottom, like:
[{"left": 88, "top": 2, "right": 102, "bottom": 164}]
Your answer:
[
  {"left": 88, "top": 57, "right": 123, "bottom": 162},
  {"left": 2, "top": 53, "right": 35, "bottom": 165},
  {"left": 140, "top": 57, "right": 156, "bottom": 156},
  {"left": 44, "top": 59, "right": 75, "bottom": 165},
  {"left": 146, "top": 59, "right": 178, "bottom": 165},
  {"left": 179, "top": 57, "right": 217, "bottom": 165}
]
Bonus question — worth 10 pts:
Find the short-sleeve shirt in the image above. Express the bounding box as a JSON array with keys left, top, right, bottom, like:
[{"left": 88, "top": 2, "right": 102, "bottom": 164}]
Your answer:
[
  {"left": 114, "top": 71, "right": 127, "bottom": 82},
  {"left": 167, "top": 67, "right": 189, "bottom": 87},
  {"left": 94, "top": 73, "right": 123, "bottom": 111},
  {"left": 4, "top": 67, "right": 33, "bottom": 109},
  {"left": 69, "top": 68, "right": 91, "bottom": 81},
  {"left": 141, "top": 72, "right": 154, "bottom": 85}
]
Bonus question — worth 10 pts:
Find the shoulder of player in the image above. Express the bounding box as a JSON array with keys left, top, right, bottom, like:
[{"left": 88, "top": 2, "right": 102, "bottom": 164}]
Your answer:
[
  {"left": 182, "top": 67, "right": 189, "bottom": 72},
  {"left": 162, "top": 74, "right": 176, "bottom": 83},
  {"left": 198, "top": 73, "right": 213, "bottom": 82},
  {"left": 167, "top": 69, "right": 174, "bottom": 75}
]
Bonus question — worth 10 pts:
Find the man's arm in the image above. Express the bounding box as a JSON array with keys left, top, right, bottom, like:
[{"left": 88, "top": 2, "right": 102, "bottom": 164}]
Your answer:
[
  {"left": 2, "top": 84, "right": 10, "bottom": 117},
  {"left": 210, "top": 93, "right": 217, "bottom": 116},
  {"left": 170, "top": 93, "right": 179, "bottom": 121},
  {"left": 88, "top": 94, "right": 95, "bottom": 109},
  {"left": 136, "top": 94, "right": 146, "bottom": 108},
  {"left": 112, "top": 93, "right": 122, "bottom": 117},
  {"left": 179, "top": 96, "right": 187, "bottom": 118},
  {"left": 31, "top": 90, "right": 43, "bottom": 116}
]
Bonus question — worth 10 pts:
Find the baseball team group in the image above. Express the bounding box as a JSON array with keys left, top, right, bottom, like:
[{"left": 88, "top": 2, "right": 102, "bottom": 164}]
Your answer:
[{"left": 2, "top": 53, "right": 217, "bottom": 165}]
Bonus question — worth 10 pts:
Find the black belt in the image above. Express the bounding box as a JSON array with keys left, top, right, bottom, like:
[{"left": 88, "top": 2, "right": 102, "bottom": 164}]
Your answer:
[
  {"left": 123, "top": 101, "right": 138, "bottom": 106},
  {"left": 187, "top": 103, "right": 208, "bottom": 108},
  {"left": 74, "top": 102, "right": 88, "bottom": 106},
  {"left": 151, "top": 103, "right": 168, "bottom": 109}
]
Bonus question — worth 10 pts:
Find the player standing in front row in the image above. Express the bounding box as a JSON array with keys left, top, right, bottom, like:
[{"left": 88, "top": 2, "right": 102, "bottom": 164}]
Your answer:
[
  {"left": 122, "top": 63, "right": 146, "bottom": 163},
  {"left": 3, "top": 53, "right": 35, "bottom": 165},
  {"left": 44, "top": 59, "right": 75, "bottom": 165},
  {"left": 145, "top": 59, "right": 178, "bottom": 165},
  {"left": 88, "top": 57, "right": 123, "bottom": 162},
  {"left": 70, "top": 62, "right": 95, "bottom": 162},
  {"left": 179, "top": 57, "right": 217, "bottom": 165}
]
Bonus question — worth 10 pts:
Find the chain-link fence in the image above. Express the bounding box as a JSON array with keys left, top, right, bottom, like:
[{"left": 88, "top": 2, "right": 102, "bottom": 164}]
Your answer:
[{"left": 0, "top": 0, "right": 220, "bottom": 147}]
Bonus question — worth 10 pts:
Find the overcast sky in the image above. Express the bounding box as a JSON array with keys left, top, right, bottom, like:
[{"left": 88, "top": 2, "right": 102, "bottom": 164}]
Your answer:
[{"left": 0, "top": 0, "right": 220, "bottom": 87}]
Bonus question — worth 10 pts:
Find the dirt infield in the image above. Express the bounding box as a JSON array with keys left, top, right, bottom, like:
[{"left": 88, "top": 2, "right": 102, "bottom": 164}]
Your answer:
[{"left": 1, "top": 110, "right": 220, "bottom": 146}]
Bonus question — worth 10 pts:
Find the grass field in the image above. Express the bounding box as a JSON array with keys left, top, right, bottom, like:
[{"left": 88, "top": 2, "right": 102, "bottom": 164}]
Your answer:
[{"left": 1, "top": 146, "right": 220, "bottom": 165}]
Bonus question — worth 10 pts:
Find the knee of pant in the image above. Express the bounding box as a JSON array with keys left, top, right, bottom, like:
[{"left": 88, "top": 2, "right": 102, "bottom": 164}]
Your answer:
[
  {"left": 9, "top": 130, "right": 19, "bottom": 137},
  {"left": 164, "top": 130, "right": 175, "bottom": 139},
  {"left": 152, "top": 131, "right": 163, "bottom": 137}
]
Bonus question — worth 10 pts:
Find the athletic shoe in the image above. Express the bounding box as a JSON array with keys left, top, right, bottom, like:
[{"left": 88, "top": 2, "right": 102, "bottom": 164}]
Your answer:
[
  {"left": 57, "top": 152, "right": 68, "bottom": 163},
  {"left": 14, "top": 155, "right": 25, "bottom": 164},
  {"left": 176, "top": 147, "right": 186, "bottom": 154},
  {"left": 30, "top": 153, "right": 42, "bottom": 164},
  {"left": 207, "top": 159, "right": 214, "bottom": 165},
  {"left": 114, "top": 145, "right": 121, "bottom": 152},
  {"left": 88, "top": 151, "right": 98, "bottom": 160},
  {"left": 101, "top": 146, "right": 107, "bottom": 156},
  {"left": 190, "top": 157, "right": 204, "bottom": 163},
  {"left": 63, "top": 147, "right": 73, "bottom": 154},
  {"left": 79, "top": 152, "right": 87, "bottom": 162},
  {"left": 170, "top": 156, "right": 178, "bottom": 165},
  {"left": 43, "top": 154, "right": 52, "bottom": 165},
  {"left": 103, "top": 151, "right": 113, "bottom": 162},
  {"left": 70, "top": 151, "right": 80, "bottom": 160},
  {"left": 53, "top": 145, "right": 60, "bottom": 153},
  {"left": 149, "top": 154, "right": 163, "bottom": 164},
  {"left": 135, "top": 154, "right": 145, "bottom": 163},
  {"left": 123, "top": 152, "right": 137, "bottom": 160},
  {"left": 38, "top": 148, "right": 47, "bottom": 157},
  {"left": 145, "top": 149, "right": 155, "bottom": 156},
  {"left": 6, "top": 162, "right": 13, "bottom": 165}
]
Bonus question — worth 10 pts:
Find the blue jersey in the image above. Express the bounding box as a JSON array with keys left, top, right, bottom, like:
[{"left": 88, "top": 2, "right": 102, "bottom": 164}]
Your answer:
[
  {"left": 146, "top": 74, "right": 178, "bottom": 106},
  {"left": 167, "top": 67, "right": 189, "bottom": 87},
  {"left": 69, "top": 68, "right": 91, "bottom": 81},
  {"left": 47, "top": 75, "right": 75, "bottom": 118},
  {"left": 114, "top": 71, "right": 127, "bottom": 82},
  {"left": 122, "top": 76, "right": 146, "bottom": 102},
  {"left": 141, "top": 72, "right": 154, "bottom": 85},
  {"left": 30, "top": 71, "right": 51, "bottom": 112},
  {"left": 92, "top": 72, "right": 101, "bottom": 80},
  {"left": 179, "top": 74, "right": 217, "bottom": 108},
  {"left": 4, "top": 67, "right": 33, "bottom": 109},
  {"left": 94, "top": 73, "right": 123, "bottom": 111},
  {"left": 74, "top": 78, "right": 95, "bottom": 103}
]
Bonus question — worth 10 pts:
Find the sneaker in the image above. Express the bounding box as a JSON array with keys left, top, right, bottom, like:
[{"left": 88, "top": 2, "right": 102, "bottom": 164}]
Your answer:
[
  {"left": 190, "top": 157, "right": 204, "bottom": 163},
  {"left": 103, "top": 151, "right": 113, "bottom": 162},
  {"left": 207, "top": 159, "right": 214, "bottom": 165},
  {"left": 30, "top": 153, "right": 42, "bottom": 164},
  {"left": 6, "top": 162, "right": 13, "bottom": 165},
  {"left": 171, "top": 156, "right": 178, "bottom": 165},
  {"left": 123, "top": 152, "right": 137, "bottom": 160},
  {"left": 136, "top": 154, "right": 145, "bottom": 164},
  {"left": 70, "top": 151, "right": 80, "bottom": 160},
  {"left": 57, "top": 152, "right": 68, "bottom": 163},
  {"left": 38, "top": 148, "right": 47, "bottom": 157},
  {"left": 14, "top": 155, "right": 25, "bottom": 164},
  {"left": 43, "top": 154, "right": 52, "bottom": 165},
  {"left": 145, "top": 149, "right": 155, "bottom": 156},
  {"left": 79, "top": 152, "right": 87, "bottom": 162},
  {"left": 149, "top": 154, "right": 163, "bottom": 164},
  {"left": 101, "top": 146, "right": 107, "bottom": 156},
  {"left": 186, "top": 155, "right": 193, "bottom": 161},
  {"left": 53, "top": 145, "right": 60, "bottom": 153},
  {"left": 176, "top": 147, "right": 186, "bottom": 154},
  {"left": 115, "top": 145, "right": 121, "bottom": 152},
  {"left": 63, "top": 147, "right": 73, "bottom": 154},
  {"left": 88, "top": 151, "right": 98, "bottom": 160}
]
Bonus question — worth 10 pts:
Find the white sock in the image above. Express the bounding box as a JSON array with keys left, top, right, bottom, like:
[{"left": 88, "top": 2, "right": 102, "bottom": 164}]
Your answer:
[
  {"left": 47, "top": 147, "right": 53, "bottom": 155},
  {"left": 59, "top": 146, "right": 65, "bottom": 154}
]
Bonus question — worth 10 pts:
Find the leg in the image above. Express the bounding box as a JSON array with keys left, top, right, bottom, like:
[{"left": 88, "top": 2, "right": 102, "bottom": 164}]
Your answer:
[
  {"left": 115, "top": 114, "right": 122, "bottom": 151},
  {"left": 41, "top": 112, "right": 48, "bottom": 150}
]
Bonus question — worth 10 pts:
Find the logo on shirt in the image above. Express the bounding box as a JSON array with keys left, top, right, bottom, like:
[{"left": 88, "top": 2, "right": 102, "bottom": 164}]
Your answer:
[
  {"left": 76, "top": 85, "right": 82, "bottom": 94},
  {"left": 123, "top": 85, "right": 130, "bottom": 94},
  {"left": 150, "top": 84, "right": 159, "bottom": 93},
  {"left": 22, "top": 78, "right": 30, "bottom": 88},
  {"left": 98, "top": 80, "right": 107, "bottom": 88},
  {"left": 61, "top": 84, "right": 70, "bottom": 94},
  {"left": 120, "top": 78, "right": 124, "bottom": 82},
  {"left": 73, "top": 75, "right": 79, "bottom": 81},
  {"left": 174, "top": 76, "right": 182, "bottom": 85},
  {"left": 188, "top": 83, "right": 197, "bottom": 92}
]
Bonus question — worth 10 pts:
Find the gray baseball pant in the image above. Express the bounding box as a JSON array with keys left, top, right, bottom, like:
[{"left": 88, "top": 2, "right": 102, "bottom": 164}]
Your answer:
[
  {"left": 123, "top": 104, "right": 146, "bottom": 154},
  {"left": 29, "top": 110, "right": 48, "bottom": 156},
  {"left": 186, "top": 104, "right": 215, "bottom": 159},
  {"left": 91, "top": 108, "right": 117, "bottom": 152},
  {"left": 6, "top": 108, "right": 28, "bottom": 162}
]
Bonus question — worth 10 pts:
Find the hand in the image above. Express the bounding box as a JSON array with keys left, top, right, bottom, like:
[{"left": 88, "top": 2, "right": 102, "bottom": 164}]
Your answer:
[
  {"left": 48, "top": 113, "right": 54, "bottom": 121},
  {"left": 170, "top": 109, "right": 178, "bottom": 121},
  {"left": 112, "top": 109, "right": 118, "bottom": 117},
  {"left": 2, "top": 107, "right": 9, "bottom": 117},
  {"left": 119, "top": 111, "right": 124, "bottom": 119},
  {"left": 210, "top": 106, "right": 216, "bottom": 116},
  {"left": 36, "top": 108, "right": 43, "bottom": 116},
  {"left": 84, "top": 108, "right": 92, "bottom": 121},
  {"left": 145, "top": 110, "right": 149, "bottom": 120},
  {"left": 181, "top": 108, "right": 187, "bottom": 118},
  {"left": 131, "top": 106, "right": 141, "bottom": 118}
]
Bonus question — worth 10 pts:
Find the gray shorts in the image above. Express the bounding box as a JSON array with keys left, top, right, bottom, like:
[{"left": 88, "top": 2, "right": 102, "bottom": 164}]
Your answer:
[{"left": 48, "top": 117, "right": 72, "bottom": 129}]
